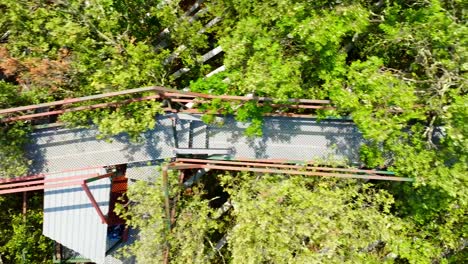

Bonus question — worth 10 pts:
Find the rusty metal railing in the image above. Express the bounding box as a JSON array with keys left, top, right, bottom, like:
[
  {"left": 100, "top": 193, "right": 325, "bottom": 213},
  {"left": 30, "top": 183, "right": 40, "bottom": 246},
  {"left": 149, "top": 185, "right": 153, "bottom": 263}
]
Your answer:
[
  {"left": 168, "top": 158, "right": 412, "bottom": 182},
  {"left": 0, "top": 86, "right": 333, "bottom": 123}
]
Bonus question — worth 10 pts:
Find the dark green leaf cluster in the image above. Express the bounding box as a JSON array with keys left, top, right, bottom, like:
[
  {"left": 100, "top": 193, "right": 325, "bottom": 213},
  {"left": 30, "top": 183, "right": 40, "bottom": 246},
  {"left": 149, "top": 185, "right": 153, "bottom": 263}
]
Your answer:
[
  {"left": 0, "top": 194, "right": 53, "bottom": 263},
  {"left": 121, "top": 171, "right": 466, "bottom": 263}
]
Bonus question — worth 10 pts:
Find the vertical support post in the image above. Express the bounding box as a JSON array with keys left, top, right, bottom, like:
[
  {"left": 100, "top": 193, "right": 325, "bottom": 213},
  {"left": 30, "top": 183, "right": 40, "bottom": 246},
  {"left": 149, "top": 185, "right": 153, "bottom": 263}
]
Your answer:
[
  {"left": 171, "top": 118, "right": 179, "bottom": 149},
  {"left": 22, "top": 192, "right": 27, "bottom": 222},
  {"left": 171, "top": 171, "right": 185, "bottom": 225},
  {"left": 162, "top": 166, "right": 172, "bottom": 229},
  {"left": 55, "top": 242, "right": 62, "bottom": 262},
  {"left": 81, "top": 181, "right": 107, "bottom": 224},
  {"left": 162, "top": 166, "right": 171, "bottom": 264}
]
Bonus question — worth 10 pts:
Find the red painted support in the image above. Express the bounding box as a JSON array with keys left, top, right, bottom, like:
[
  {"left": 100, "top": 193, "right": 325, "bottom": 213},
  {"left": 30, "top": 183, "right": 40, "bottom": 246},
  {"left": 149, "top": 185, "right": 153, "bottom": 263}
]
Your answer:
[
  {"left": 0, "top": 179, "right": 47, "bottom": 189},
  {"left": 0, "top": 173, "right": 113, "bottom": 194},
  {"left": 0, "top": 173, "right": 104, "bottom": 190},
  {"left": 0, "top": 180, "right": 84, "bottom": 195},
  {"left": 0, "top": 174, "right": 45, "bottom": 184},
  {"left": 81, "top": 181, "right": 108, "bottom": 224},
  {"left": 0, "top": 169, "right": 112, "bottom": 224}
]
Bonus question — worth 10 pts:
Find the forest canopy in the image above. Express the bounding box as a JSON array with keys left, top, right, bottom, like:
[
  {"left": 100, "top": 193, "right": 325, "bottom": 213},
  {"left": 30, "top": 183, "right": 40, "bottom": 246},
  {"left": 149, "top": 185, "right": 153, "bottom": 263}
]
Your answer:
[{"left": 0, "top": 0, "right": 466, "bottom": 263}]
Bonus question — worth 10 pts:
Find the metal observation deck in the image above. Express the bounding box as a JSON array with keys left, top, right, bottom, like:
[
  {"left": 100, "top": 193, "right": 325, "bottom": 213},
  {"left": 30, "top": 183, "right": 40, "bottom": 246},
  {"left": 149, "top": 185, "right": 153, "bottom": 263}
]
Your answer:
[
  {"left": 0, "top": 86, "right": 412, "bottom": 264},
  {"left": 25, "top": 114, "right": 365, "bottom": 178}
]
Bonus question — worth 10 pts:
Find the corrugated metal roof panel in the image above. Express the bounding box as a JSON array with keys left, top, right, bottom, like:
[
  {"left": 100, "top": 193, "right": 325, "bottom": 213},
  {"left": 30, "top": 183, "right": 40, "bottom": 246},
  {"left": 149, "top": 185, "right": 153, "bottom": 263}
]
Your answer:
[
  {"left": 27, "top": 116, "right": 175, "bottom": 174},
  {"left": 43, "top": 168, "right": 111, "bottom": 264}
]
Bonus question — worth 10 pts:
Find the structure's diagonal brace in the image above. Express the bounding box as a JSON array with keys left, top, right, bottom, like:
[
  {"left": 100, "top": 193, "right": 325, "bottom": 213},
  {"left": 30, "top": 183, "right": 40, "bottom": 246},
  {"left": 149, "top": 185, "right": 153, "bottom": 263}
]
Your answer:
[
  {"left": 0, "top": 170, "right": 113, "bottom": 224},
  {"left": 81, "top": 181, "right": 108, "bottom": 224}
]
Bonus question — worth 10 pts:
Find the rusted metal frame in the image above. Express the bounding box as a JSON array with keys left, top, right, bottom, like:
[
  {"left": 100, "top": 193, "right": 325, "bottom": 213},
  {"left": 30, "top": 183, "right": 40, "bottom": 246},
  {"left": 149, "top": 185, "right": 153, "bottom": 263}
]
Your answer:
[
  {"left": 168, "top": 164, "right": 204, "bottom": 170},
  {"left": 0, "top": 83, "right": 330, "bottom": 115},
  {"left": 187, "top": 96, "right": 330, "bottom": 105},
  {"left": 0, "top": 173, "right": 113, "bottom": 195},
  {"left": 0, "top": 179, "right": 47, "bottom": 190},
  {"left": 162, "top": 166, "right": 172, "bottom": 229},
  {"left": 174, "top": 158, "right": 391, "bottom": 175},
  {"left": 163, "top": 92, "right": 197, "bottom": 98},
  {"left": 84, "top": 172, "right": 116, "bottom": 183},
  {"left": 212, "top": 157, "right": 306, "bottom": 164},
  {"left": 174, "top": 159, "right": 320, "bottom": 170},
  {"left": 259, "top": 103, "right": 331, "bottom": 110},
  {"left": 0, "top": 174, "right": 44, "bottom": 184},
  {"left": 263, "top": 113, "right": 319, "bottom": 118},
  {"left": 4, "top": 106, "right": 324, "bottom": 122},
  {"left": 175, "top": 108, "right": 324, "bottom": 118},
  {"left": 1, "top": 94, "right": 163, "bottom": 123},
  {"left": 165, "top": 96, "right": 330, "bottom": 110},
  {"left": 1, "top": 85, "right": 332, "bottom": 122},
  {"left": 2, "top": 93, "right": 330, "bottom": 123},
  {"left": 168, "top": 162, "right": 411, "bottom": 182},
  {"left": 178, "top": 99, "right": 331, "bottom": 110},
  {"left": 0, "top": 86, "right": 167, "bottom": 115},
  {"left": 0, "top": 173, "right": 102, "bottom": 190},
  {"left": 161, "top": 166, "right": 172, "bottom": 264},
  {"left": 175, "top": 107, "right": 263, "bottom": 114},
  {"left": 182, "top": 92, "right": 330, "bottom": 104},
  {"left": 1, "top": 172, "right": 112, "bottom": 223},
  {"left": 0, "top": 185, "right": 45, "bottom": 195},
  {"left": 178, "top": 160, "right": 354, "bottom": 173},
  {"left": 141, "top": 86, "right": 330, "bottom": 104},
  {"left": 0, "top": 179, "right": 87, "bottom": 195},
  {"left": 196, "top": 164, "right": 412, "bottom": 181},
  {"left": 81, "top": 181, "right": 108, "bottom": 224},
  {"left": 22, "top": 191, "right": 27, "bottom": 221},
  {"left": 170, "top": 171, "right": 185, "bottom": 226},
  {"left": 227, "top": 157, "right": 393, "bottom": 174}
]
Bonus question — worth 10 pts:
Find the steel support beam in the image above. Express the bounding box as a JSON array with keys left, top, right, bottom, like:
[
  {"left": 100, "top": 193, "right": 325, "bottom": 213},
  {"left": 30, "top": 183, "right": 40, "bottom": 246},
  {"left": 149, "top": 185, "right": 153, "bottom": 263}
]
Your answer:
[
  {"left": 168, "top": 158, "right": 412, "bottom": 182},
  {"left": 0, "top": 173, "right": 114, "bottom": 194},
  {"left": 81, "top": 181, "right": 108, "bottom": 224}
]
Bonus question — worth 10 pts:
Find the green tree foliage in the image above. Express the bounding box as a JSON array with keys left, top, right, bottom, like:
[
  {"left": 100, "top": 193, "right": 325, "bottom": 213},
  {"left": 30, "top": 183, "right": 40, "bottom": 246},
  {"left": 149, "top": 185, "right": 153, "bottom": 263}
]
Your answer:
[
  {"left": 206, "top": 2, "right": 467, "bottom": 260},
  {"left": 0, "top": 0, "right": 213, "bottom": 142},
  {"left": 0, "top": 81, "right": 32, "bottom": 178},
  {"left": 120, "top": 172, "right": 466, "bottom": 263},
  {"left": 117, "top": 1, "right": 466, "bottom": 263},
  {"left": 222, "top": 174, "right": 406, "bottom": 264},
  {"left": 0, "top": 2, "right": 214, "bottom": 262},
  {"left": 116, "top": 172, "right": 220, "bottom": 263},
  {"left": 0, "top": 0, "right": 466, "bottom": 262},
  {"left": 0, "top": 194, "right": 53, "bottom": 263}
]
